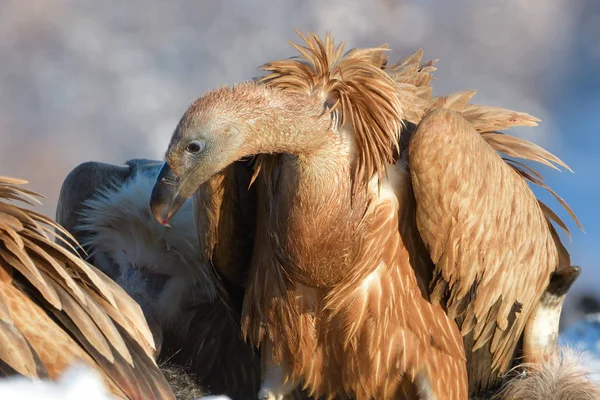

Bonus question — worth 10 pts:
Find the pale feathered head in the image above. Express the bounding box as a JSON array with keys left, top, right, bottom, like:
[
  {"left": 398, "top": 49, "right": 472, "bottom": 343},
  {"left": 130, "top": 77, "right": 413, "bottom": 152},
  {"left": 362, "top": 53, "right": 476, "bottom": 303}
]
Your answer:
[{"left": 150, "top": 30, "right": 405, "bottom": 225}]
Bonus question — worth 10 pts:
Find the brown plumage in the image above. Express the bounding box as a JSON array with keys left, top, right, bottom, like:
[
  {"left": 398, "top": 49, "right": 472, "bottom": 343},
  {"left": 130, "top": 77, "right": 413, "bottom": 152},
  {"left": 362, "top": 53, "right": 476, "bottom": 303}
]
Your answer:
[
  {"left": 55, "top": 159, "right": 262, "bottom": 398},
  {"left": 408, "top": 96, "right": 580, "bottom": 393},
  {"left": 0, "top": 175, "right": 175, "bottom": 400},
  {"left": 149, "top": 31, "right": 581, "bottom": 399}
]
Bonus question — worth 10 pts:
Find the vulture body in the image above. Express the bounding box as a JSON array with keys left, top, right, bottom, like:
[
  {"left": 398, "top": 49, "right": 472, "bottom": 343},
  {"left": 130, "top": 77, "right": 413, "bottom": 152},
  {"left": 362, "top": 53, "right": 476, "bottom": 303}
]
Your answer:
[
  {"left": 149, "top": 32, "right": 586, "bottom": 399},
  {"left": 0, "top": 175, "right": 175, "bottom": 400},
  {"left": 55, "top": 159, "right": 261, "bottom": 398}
]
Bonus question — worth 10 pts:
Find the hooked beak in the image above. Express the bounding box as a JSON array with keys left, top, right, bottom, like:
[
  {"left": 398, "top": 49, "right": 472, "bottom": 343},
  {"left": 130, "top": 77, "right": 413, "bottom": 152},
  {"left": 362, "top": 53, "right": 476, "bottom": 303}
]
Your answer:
[{"left": 150, "top": 163, "right": 188, "bottom": 226}]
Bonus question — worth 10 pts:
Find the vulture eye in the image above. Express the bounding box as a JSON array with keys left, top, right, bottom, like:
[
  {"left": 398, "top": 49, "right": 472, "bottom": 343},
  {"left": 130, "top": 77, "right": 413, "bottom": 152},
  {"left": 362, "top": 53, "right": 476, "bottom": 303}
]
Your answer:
[{"left": 186, "top": 140, "right": 205, "bottom": 154}]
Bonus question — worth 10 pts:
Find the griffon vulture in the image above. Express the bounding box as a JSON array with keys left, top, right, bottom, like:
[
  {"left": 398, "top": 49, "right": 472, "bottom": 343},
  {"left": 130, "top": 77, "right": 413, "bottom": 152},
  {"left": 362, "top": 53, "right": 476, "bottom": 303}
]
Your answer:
[
  {"left": 55, "top": 158, "right": 261, "bottom": 398},
  {"left": 148, "top": 31, "right": 589, "bottom": 399},
  {"left": 0, "top": 175, "right": 175, "bottom": 400}
]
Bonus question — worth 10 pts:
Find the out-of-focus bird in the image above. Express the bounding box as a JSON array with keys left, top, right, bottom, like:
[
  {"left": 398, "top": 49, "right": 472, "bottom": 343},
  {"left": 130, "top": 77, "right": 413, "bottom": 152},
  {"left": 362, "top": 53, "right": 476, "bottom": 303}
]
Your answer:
[
  {"left": 0, "top": 175, "right": 175, "bottom": 400},
  {"left": 149, "top": 31, "right": 586, "bottom": 399},
  {"left": 55, "top": 159, "right": 262, "bottom": 398}
]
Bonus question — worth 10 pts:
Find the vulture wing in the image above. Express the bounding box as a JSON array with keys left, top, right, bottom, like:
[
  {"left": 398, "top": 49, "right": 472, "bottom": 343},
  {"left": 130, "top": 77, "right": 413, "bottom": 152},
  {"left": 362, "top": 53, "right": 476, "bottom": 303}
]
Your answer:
[
  {"left": 407, "top": 99, "right": 579, "bottom": 392},
  {"left": 383, "top": 50, "right": 580, "bottom": 394},
  {"left": 0, "top": 175, "right": 174, "bottom": 399}
]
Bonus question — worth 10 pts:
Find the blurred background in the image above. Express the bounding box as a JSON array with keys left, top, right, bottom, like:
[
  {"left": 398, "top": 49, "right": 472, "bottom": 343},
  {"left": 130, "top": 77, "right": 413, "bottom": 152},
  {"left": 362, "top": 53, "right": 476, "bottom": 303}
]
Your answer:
[{"left": 0, "top": 0, "right": 598, "bottom": 329}]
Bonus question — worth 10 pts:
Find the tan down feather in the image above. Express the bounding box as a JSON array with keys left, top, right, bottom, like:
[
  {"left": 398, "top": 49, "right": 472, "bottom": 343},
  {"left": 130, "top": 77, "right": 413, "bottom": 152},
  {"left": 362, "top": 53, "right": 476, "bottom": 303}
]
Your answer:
[{"left": 0, "top": 175, "right": 175, "bottom": 400}]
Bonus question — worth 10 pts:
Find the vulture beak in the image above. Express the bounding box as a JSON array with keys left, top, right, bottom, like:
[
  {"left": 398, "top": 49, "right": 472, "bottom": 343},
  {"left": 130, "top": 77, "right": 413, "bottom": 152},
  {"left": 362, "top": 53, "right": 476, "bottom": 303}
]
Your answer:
[{"left": 150, "top": 162, "right": 188, "bottom": 226}]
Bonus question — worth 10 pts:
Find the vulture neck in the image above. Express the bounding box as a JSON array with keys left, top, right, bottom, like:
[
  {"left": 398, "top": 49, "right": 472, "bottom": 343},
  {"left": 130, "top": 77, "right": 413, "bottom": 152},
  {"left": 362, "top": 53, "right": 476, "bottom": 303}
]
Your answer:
[
  {"left": 239, "top": 85, "right": 335, "bottom": 158},
  {"left": 240, "top": 86, "right": 368, "bottom": 288}
]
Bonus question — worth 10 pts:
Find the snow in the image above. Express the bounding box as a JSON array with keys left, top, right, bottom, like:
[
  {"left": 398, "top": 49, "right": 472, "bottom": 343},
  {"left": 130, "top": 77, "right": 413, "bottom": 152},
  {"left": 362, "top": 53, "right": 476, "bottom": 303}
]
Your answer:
[
  {"left": 0, "top": 363, "right": 232, "bottom": 400},
  {"left": 0, "top": 363, "right": 113, "bottom": 400}
]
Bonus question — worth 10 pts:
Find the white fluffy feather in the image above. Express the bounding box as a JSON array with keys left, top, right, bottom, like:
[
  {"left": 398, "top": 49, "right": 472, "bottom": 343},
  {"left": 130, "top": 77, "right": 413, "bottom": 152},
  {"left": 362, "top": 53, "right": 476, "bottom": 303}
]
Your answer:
[
  {"left": 75, "top": 171, "right": 216, "bottom": 342},
  {"left": 494, "top": 346, "right": 600, "bottom": 400}
]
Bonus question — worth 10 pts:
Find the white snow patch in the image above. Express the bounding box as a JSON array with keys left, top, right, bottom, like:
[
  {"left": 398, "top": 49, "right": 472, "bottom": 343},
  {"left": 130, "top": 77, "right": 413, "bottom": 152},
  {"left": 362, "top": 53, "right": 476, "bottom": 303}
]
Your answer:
[
  {"left": 0, "top": 363, "right": 113, "bottom": 400},
  {"left": 0, "top": 362, "right": 232, "bottom": 400}
]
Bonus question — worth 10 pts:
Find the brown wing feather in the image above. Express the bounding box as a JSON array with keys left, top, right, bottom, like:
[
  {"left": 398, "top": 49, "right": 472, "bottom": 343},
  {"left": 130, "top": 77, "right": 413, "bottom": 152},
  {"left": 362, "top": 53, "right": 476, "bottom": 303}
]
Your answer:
[
  {"left": 408, "top": 108, "right": 567, "bottom": 394},
  {"left": 383, "top": 70, "right": 580, "bottom": 394},
  {"left": 322, "top": 172, "right": 468, "bottom": 399},
  {"left": 241, "top": 176, "right": 325, "bottom": 395},
  {"left": 384, "top": 48, "right": 438, "bottom": 125},
  {"left": 194, "top": 160, "right": 257, "bottom": 289},
  {"left": 0, "top": 175, "right": 174, "bottom": 399},
  {"left": 426, "top": 91, "right": 581, "bottom": 235},
  {"left": 0, "top": 314, "right": 43, "bottom": 377}
]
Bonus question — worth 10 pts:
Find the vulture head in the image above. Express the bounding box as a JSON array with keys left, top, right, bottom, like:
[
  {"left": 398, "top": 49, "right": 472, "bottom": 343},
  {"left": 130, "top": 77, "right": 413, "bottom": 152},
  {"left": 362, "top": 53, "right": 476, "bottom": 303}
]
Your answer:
[
  {"left": 150, "top": 83, "right": 328, "bottom": 225},
  {"left": 150, "top": 96, "right": 248, "bottom": 225}
]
